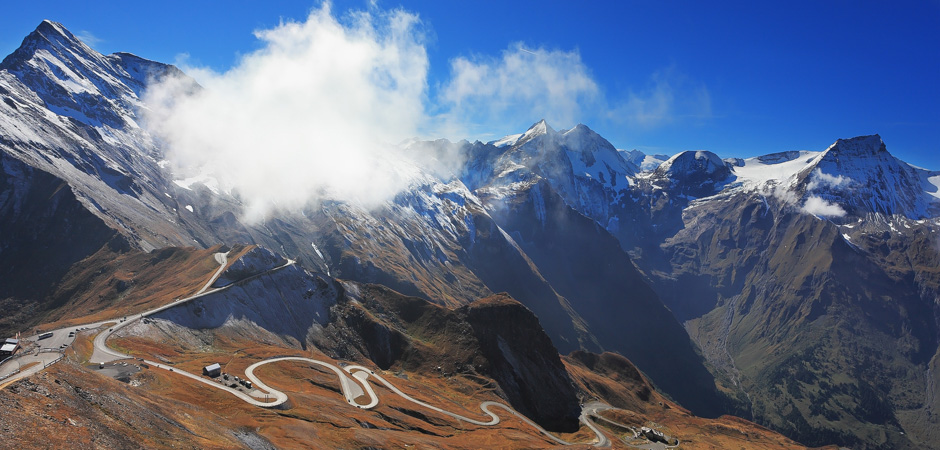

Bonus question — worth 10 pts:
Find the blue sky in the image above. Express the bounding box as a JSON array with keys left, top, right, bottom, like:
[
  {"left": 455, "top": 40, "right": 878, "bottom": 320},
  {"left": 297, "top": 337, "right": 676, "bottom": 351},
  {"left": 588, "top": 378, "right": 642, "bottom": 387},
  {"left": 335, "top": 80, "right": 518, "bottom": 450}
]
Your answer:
[{"left": 1, "top": 0, "right": 938, "bottom": 168}]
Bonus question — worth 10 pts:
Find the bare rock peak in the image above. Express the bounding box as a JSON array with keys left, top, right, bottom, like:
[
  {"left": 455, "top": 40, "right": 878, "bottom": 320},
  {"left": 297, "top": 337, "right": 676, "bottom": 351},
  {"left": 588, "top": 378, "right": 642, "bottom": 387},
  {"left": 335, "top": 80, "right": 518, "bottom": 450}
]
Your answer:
[{"left": 827, "top": 134, "right": 886, "bottom": 157}]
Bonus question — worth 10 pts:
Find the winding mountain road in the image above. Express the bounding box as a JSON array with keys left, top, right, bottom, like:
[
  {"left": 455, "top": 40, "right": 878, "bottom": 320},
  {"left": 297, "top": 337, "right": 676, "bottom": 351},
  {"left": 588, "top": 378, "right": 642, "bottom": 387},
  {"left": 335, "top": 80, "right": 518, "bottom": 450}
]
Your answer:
[
  {"left": 4, "top": 251, "right": 620, "bottom": 447},
  {"left": 239, "top": 359, "right": 612, "bottom": 446}
]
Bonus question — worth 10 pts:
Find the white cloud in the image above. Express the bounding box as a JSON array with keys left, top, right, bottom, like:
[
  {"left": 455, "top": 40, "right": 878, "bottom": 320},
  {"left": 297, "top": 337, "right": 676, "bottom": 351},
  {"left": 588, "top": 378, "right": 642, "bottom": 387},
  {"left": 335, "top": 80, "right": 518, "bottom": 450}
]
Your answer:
[
  {"left": 142, "top": 3, "right": 713, "bottom": 222},
  {"left": 802, "top": 195, "right": 847, "bottom": 217},
  {"left": 438, "top": 49, "right": 711, "bottom": 139},
  {"left": 144, "top": 4, "right": 434, "bottom": 221},
  {"left": 76, "top": 30, "right": 103, "bottom": 48},
  {"left": 807, "top": 169, "right": 852, "bottom": 191},
  {"left": 765, "top": 184, "right": 799, "bottom": 206},
  {"left": 609, "top": 69, "right": 712, "bottom": 128},
  {"left": 439, "top": 43, "right": 601, "bottom": 137}
]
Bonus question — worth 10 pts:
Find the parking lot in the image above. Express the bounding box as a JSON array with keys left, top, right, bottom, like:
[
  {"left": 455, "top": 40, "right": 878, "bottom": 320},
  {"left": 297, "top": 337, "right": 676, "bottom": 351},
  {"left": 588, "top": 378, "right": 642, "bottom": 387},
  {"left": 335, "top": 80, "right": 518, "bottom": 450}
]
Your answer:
[{"left": 92, "top": 361, "right": 142, "bottom": 382}]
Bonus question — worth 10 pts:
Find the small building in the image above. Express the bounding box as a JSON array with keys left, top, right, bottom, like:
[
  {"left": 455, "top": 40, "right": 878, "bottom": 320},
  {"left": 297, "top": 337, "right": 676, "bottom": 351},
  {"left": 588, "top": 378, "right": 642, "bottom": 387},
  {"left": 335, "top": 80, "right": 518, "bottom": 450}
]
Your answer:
[
  {"left": 0, "top": 338, "right": 20, "bottom": 358},
  {"left": 203, "top": 363, "right": 221, "bottom": 377}
]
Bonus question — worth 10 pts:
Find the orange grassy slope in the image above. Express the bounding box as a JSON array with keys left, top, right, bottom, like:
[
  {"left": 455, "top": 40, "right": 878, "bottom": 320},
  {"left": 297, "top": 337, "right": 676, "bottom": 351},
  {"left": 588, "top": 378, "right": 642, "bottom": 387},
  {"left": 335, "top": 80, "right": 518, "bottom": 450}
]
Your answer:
[{"left": 34, "top": 244, "right": 253, "bottom": 332}]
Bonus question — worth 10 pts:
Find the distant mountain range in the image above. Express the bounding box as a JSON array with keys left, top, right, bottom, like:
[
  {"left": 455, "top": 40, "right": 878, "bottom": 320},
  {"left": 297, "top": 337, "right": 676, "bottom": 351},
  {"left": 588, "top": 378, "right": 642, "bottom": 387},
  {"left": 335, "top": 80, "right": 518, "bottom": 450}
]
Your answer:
[{"left": 2, "top": 20, "right": 938, "bottom": 449}]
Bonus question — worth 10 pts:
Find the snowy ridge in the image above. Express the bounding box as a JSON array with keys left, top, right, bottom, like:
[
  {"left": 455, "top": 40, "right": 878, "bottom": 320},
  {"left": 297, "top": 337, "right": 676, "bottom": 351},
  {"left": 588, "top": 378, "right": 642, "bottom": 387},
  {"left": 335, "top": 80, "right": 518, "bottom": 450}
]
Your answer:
[
  {"left": 723, "top": 135, "right": 938, "bottom": 219},
  {"left": 465, "top": 121, "right": 938, "bottom": 245},
  {"left": 464, "top": 120, "right": 639, "bottom": 227},
  {"left": 490, "top": 133, "right": 523, "bottom": 148},
  {"left": 621, "top": 149, "right": 668, "bottom": 172},
  {"left": 655, "top": 150, "right": 729, "bottom": 178},
  {"left": 733, "top": 150, "right": 821, "bottom": 190},
  {"left": 0, "top": 20, "right": 209, "bottom": 250}
]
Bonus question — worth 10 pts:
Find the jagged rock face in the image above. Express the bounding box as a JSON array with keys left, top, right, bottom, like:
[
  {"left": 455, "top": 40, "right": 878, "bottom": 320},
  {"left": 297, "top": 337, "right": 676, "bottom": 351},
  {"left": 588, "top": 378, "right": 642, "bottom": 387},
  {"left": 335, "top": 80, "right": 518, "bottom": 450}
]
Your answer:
[
  {"left": 634, "top": 170, "right": 940, "bottom": 448},
  {"left": 676, "top": 200, "right": 936, "bottom": 448},
  {"left": 461, "top": 294, "right": 582, "bottom": 432}
]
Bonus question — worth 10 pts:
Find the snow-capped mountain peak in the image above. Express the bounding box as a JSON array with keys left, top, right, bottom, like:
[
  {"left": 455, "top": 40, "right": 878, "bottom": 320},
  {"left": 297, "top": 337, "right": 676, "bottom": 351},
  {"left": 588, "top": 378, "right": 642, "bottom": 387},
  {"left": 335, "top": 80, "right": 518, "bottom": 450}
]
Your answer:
[
  {"left": 0, "top": 20, "right": 205, "bottom": 251},
  {"left": 560, "top": 123, "right": 613, "bottom": 151},
  {"left": 792, "top": 134, "right": 938, "bottom": 219},
  {"left": 558, "top": 123, "right": 638, "bottom": 180},
  {"left": 656, "top": 150, "right": 728, "bottom": 177},
  {"left": 526, "top": 119, "right": 555, "bottom": 137},
  {"left": 513, "top": 119, "right": 556, "bottom": 147},
  {"left": 647, "top": 150, "right": 734, "bottom": 197},
  {"left": 1, "top": 20, "right": 85, "bottom": 65},
  {"left": 3, "top": 20, "right": 187, "bottom": 129},
  {"left": 488, "top": 119, "right": 556, "bottom": 148},
  {"left": 818, "top": 134, "right": 885, "bottom": 158}
]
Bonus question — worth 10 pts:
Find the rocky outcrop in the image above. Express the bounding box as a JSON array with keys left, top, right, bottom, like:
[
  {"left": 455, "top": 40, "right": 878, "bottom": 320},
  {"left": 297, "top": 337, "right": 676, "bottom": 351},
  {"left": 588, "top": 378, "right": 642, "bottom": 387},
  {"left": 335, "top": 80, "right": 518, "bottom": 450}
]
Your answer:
[
  {"left": 213, "top": 246, "right": 286, "bottom": 287},
  {"left": 461, "top": 294, "right": 582, "bottom": 432},
  {"left": 152, "top": 262, "right": 342, "bottom": 348}
]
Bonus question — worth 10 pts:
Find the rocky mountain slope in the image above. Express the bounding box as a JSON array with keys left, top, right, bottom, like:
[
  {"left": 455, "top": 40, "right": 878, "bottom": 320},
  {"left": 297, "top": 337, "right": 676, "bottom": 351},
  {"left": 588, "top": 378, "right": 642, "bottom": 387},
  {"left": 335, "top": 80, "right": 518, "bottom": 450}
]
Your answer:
[
  {"left": 469, "top": 122, "right": 939, "bottom": 448},
  {"left": 0, "top": 20, "right": 725, "bottom": 420}
]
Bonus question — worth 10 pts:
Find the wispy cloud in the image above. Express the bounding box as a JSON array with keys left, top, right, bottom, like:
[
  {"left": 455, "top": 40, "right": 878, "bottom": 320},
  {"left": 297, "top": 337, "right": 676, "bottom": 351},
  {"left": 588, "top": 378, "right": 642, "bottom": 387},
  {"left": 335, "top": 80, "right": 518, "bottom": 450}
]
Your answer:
[
  {"left": 802, "top": 195, "right": 847, "bottom": 217},
  {"left": 438, "top": 47, "right": 711, "bottom": 139},
  {"left": 807, "top": 168, "right": 852, "bottom": 191},
  {"left": 438, "top": 43, "right": 601, "bottom": 136},
  {"left": 76, "top": 30, "right": 103, "bottom": 48},
  {"left": 610, "top": 69, "right": 712, "bottom": 128}
]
